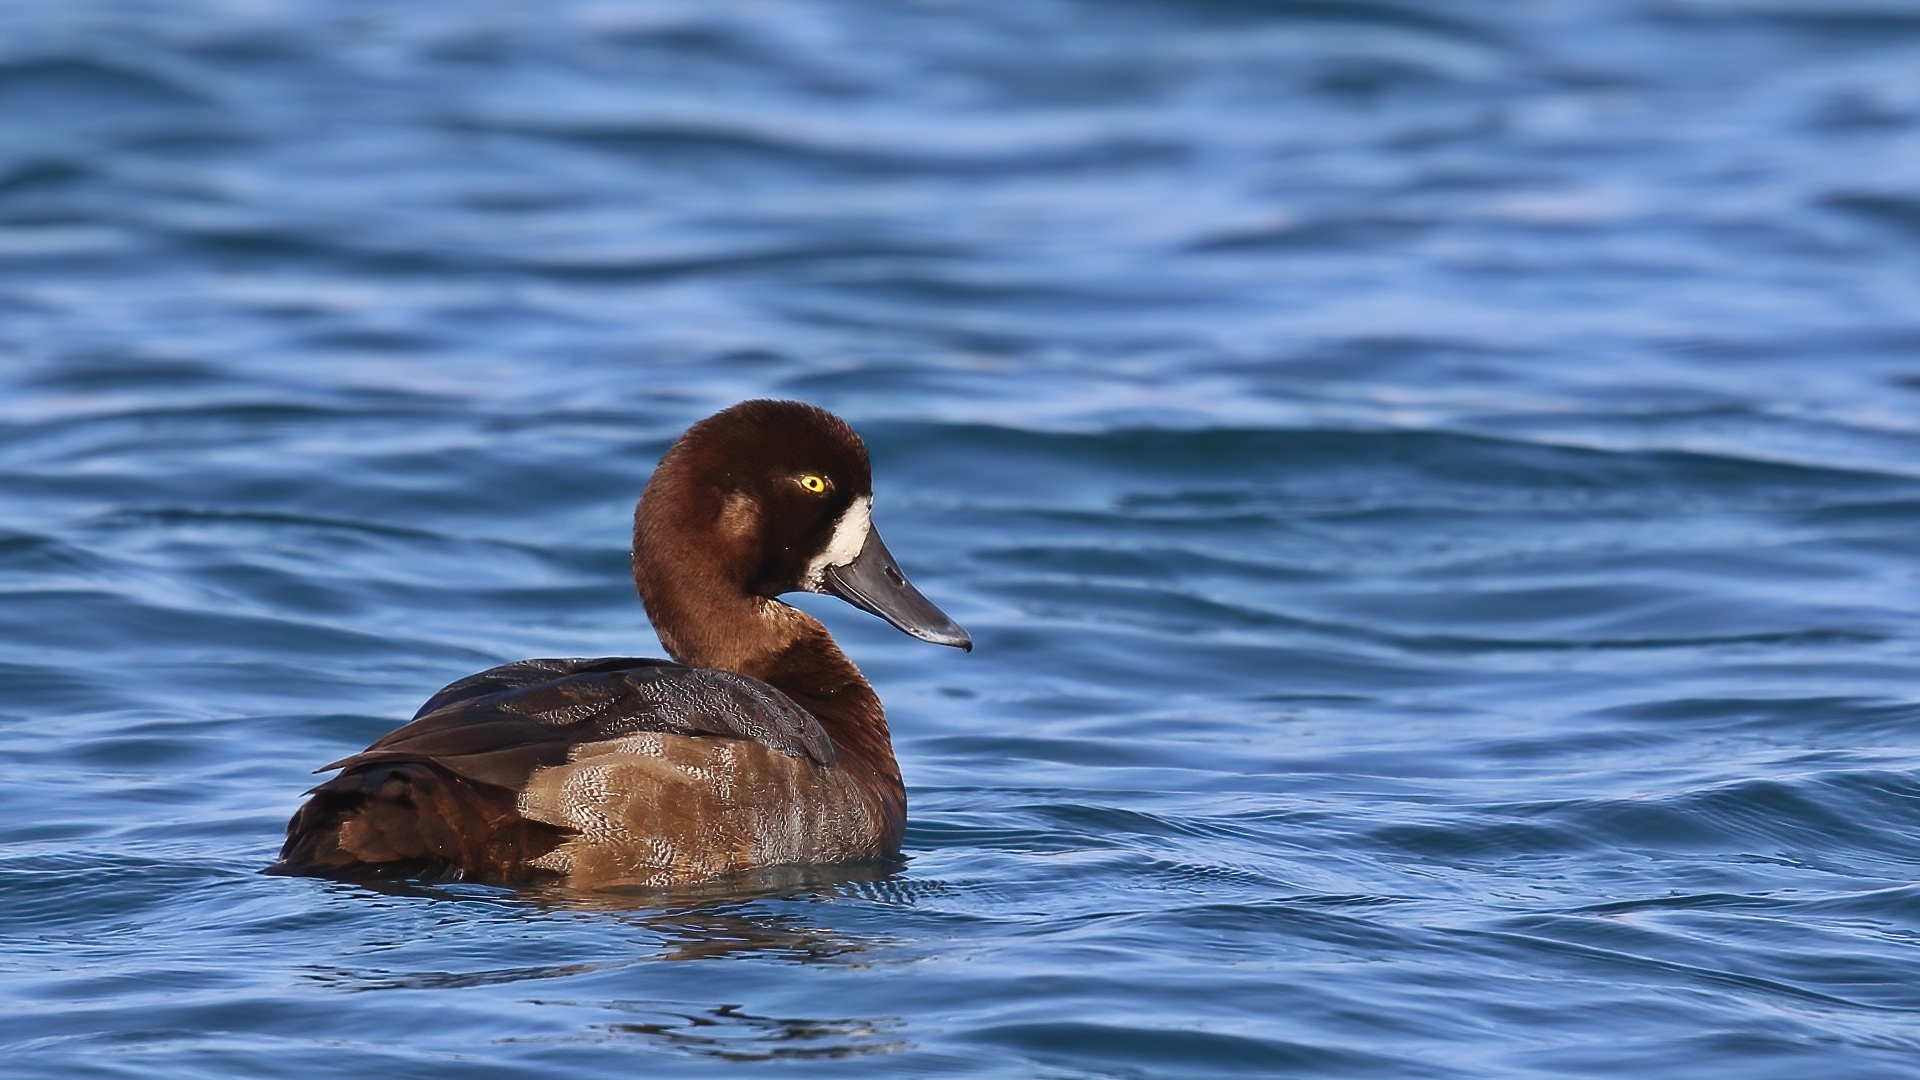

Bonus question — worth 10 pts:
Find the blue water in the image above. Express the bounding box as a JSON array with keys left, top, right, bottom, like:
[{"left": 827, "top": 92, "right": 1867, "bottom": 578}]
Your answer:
[{"left": 5, "top": 0, "right": 1920, "bottom": 1075}]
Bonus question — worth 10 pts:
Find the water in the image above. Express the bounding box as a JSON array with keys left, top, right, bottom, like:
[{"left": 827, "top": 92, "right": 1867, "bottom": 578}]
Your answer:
[{"left": 4, "top": 0, "right": 1920, "bottom": 1075}]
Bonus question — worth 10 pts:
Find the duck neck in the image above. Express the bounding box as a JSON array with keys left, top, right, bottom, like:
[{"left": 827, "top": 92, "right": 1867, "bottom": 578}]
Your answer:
[
  {"left": 632, "top": 522, "right": 902, "bottom": 805},
  {"left": 754, "top": 612, "right": 902, "bottom": 798}
]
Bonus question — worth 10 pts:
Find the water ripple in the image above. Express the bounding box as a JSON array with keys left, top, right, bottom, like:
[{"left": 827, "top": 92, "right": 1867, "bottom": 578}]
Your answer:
[{"left": 3, "top": 0, "right": 1920, "bottom": 1077}]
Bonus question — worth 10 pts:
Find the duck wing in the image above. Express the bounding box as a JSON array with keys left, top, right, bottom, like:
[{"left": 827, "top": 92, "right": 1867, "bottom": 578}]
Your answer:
[
  {"left": 331, "top": 657, "right": 836, "bottom": 787},
  {"left": 272, "top": 657, "right": 836, "bottom": 882}
]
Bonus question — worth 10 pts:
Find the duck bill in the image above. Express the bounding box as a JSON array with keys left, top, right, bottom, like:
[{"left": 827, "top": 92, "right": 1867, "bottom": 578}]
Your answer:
[{"left": 822, "top": 528, "right": 972, "bottom": 651}]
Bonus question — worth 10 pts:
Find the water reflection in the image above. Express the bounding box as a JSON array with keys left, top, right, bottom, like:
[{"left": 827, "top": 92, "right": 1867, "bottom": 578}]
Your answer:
[
  {"left": 640, "top": 907, "right": 878, "bottom": 964},
  {"left": 302, "top": 960, "right": 605, "bottom": 992},
  {"left": 296, "top": 906, "right": 883, "bottom": 996},
  {"left": 550, "top": 860, "right": 914, "bottom": 962},
  {"left": 581, "top": 1000, "right": 907, "bottom": 1062},
  {"left": 491, "top": 998, "right": 913, "bottom": 1062},
  {"left": 303, "top": 868, "right": 914, "bottom": 1061},
  {"left": 546, "top": 856, "right": 910, "bottom": 912},
  {"left": 297, "top": 859, "right": 909, "bottom": 990}
]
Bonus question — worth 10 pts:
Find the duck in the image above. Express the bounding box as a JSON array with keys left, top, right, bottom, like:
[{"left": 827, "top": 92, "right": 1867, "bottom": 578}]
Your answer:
[{"left": 270, "top": 399, "right": 970, "bottom": 888}]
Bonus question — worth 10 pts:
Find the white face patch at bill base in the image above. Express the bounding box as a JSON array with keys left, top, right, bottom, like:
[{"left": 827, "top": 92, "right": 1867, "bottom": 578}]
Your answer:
[{"left": 804, "top": 495, "right": 872, "bottom": 590}]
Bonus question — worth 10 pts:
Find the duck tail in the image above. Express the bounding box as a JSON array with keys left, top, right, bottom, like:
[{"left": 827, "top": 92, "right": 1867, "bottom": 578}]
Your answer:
[{"left": 268, "top": 760, "right": 567, "bottom": 883}]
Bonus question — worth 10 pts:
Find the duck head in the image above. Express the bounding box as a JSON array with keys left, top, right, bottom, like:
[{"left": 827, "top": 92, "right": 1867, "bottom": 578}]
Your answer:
[{"left": 634, "top": 400, "right": 971, "bottom": 660}]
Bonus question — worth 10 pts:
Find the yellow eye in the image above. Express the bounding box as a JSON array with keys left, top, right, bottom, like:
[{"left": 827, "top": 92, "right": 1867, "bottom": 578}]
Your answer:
[{"left": 797, "top": 474, "right": 828, "bottom": 494}]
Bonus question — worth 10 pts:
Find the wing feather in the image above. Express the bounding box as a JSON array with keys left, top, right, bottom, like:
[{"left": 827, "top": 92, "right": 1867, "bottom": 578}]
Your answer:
[{"left": 321, "top": 658, "right": 835, "bottom": 794}]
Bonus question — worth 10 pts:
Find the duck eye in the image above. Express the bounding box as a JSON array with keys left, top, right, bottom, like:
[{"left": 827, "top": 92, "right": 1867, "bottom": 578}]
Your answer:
[{"left": 797, "top": 474, "right": 828, "bottom": 494}]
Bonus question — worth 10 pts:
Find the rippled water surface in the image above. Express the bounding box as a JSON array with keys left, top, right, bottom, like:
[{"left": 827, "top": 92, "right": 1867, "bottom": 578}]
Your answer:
[{"left": 5, "top": 1, "right": 1920, "bottom": 1076}]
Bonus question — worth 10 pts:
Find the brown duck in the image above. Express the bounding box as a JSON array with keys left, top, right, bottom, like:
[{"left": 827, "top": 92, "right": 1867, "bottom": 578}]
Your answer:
[{"left": 271, "top": 400, "right": 970, "bottom": 888}]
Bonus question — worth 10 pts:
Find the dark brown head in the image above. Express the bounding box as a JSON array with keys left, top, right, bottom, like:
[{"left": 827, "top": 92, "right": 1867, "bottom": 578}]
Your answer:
[{"left": 634, "top": 400, "right": 970, "bottom": 667}]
